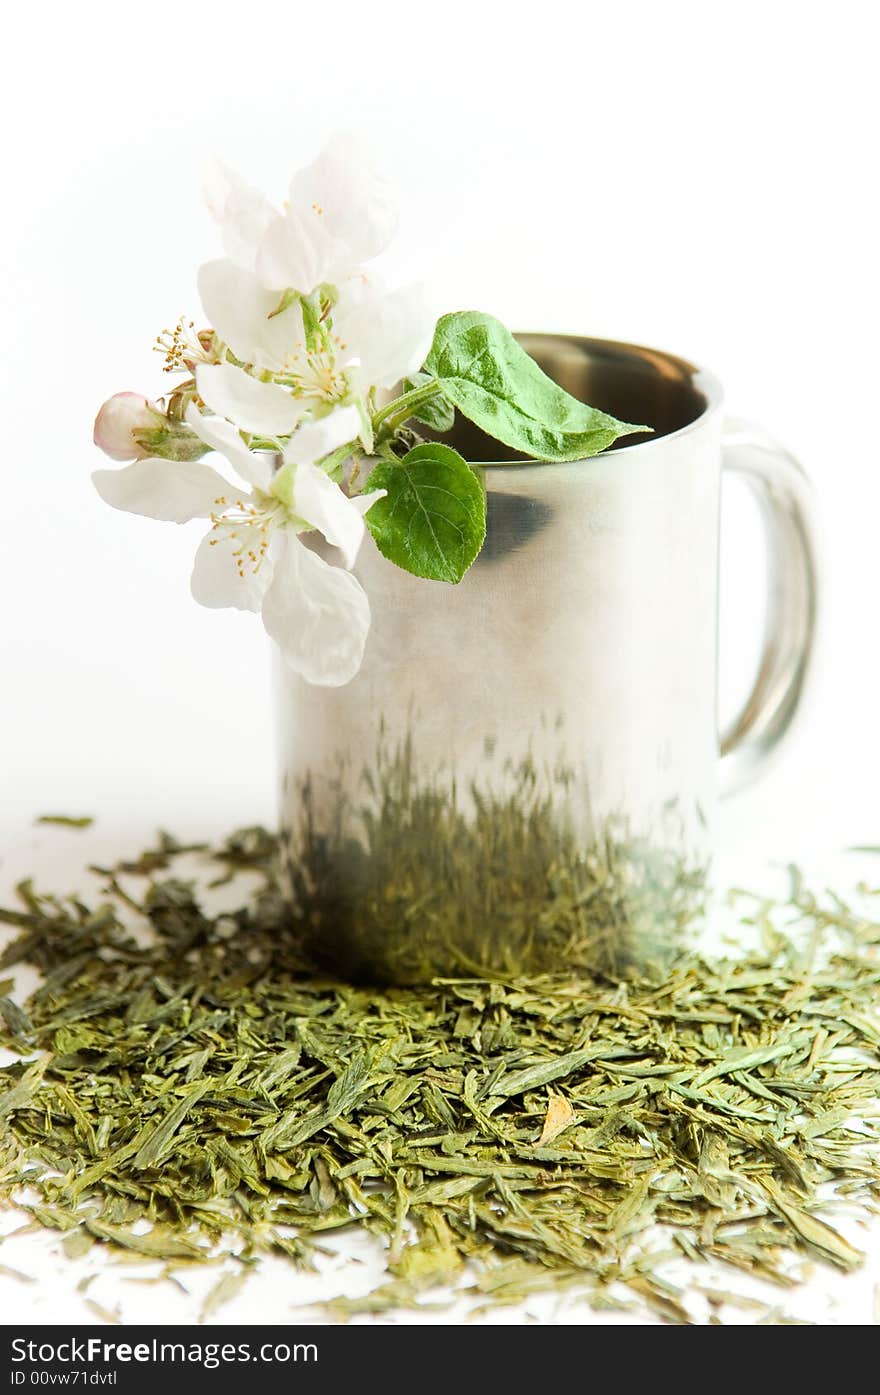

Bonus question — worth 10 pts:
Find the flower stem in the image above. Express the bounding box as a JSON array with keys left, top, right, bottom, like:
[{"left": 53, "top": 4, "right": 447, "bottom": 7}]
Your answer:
[{"left": 371, "top": 379, "right": 442, "bottom": 436}]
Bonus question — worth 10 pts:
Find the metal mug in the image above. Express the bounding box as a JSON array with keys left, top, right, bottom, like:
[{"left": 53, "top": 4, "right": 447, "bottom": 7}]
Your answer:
[{"left": 274, "top": 336, "right": 817, "bottom": 983}]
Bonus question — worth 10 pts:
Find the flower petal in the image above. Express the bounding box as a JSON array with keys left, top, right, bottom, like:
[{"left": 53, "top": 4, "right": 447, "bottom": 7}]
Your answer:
[
  {"left": 255, "top": 208, "right": 326, "bottom": 294},
  {"left": 185, "top": 403, "right": 274, "bottom": 492},
  {"left": 288, "top": 132, "right": 397, "bottom": 276},
  {"left": 196, "top": 362, "right": 305, "bottom": 436},
  {"left": 254, "top": 134, "right": 396, "bottom": 293},
  {"left": 350, "top": 487, "right": 387, "bottom": 518},
  {"left": 292, "top": 463, "right": 365, "bottom": 569},
  {"left": 203, "top": 160, "right": 277, "bottom": 270},
  {"left": 261, "top": 533, "right": 371, "bottom": 687},
  {"left": 197, "top": 259, "right": 305, "bottom": 371},
  {"left": 282, "top": 404, "right": 361, "bottom": 467},
  {"left": 332, "top": 277, "right": 437, "bottom": 388},
  {"left": 190, "top": 524, "right": 275, "bottom": 612},
  {"left": 92, "top": 458, "right": 233, "bottom": 523}
]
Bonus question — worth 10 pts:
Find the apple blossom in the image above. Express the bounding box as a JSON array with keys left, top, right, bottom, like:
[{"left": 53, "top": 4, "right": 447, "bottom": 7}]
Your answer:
[
  {"left": 205, "top": 133, "right": 396, "bottom": 297},
  {"left": 93, "top": 405, "right": 385, "bottom": 687},
  {"left": 197, "top": 264, "right": 436, "bottom": 406},
  {"left": 195, "top": 133, "right": 436, "bottom": 445},
  {"left": 93, "top": 137, "right": 638, "bottom": 689}
]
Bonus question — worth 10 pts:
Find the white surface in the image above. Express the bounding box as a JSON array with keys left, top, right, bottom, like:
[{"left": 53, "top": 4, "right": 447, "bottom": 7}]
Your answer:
[{"left": 1, "top": 0, "right": 879, "bottom": 1325}]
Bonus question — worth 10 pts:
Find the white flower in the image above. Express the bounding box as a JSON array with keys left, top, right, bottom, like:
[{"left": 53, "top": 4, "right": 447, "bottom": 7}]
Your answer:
[
  {"left": 198, "top": 263, "right": 435, "bottom": 390},
  {"left": 93, "top": 393, "right": 161, "bottom": 461},
  {"left": 197, "top": 133, "right": 437, "bottom": 442},
  {"left": 203, "top": 163, "right": 276, "bottom": 272},
  {"left": 206, "top": 133, "right": 396, "bottom": 296},
  {"left": 195, "top": 270, "right": 436, "bottom": 441},
  {"left": 92, "top": 405, "right": 385, "bottom": 686},
  {"left": 331, "top": 274, "right": 437, "bottom": 393}
]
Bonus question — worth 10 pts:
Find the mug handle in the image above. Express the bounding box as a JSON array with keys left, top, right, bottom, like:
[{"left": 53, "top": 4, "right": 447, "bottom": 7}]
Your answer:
[{"left": 718, "top": 418, "right": 819, "bottom": 796}]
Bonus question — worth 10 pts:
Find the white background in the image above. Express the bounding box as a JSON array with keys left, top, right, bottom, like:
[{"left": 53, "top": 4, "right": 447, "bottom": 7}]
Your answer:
[{"left": 1, "top": 0, "right": 879, "bottom": 1325}]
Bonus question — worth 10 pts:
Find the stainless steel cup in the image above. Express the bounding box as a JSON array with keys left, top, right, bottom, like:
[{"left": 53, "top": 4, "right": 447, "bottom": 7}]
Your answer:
[{"left": 274, "top": 336, "right": 817, "bottom": 983}]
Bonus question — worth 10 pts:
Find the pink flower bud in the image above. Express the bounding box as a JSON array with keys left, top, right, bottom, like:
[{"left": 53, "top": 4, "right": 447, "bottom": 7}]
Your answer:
[{"left": 93, "top": 393, "right": 158, "bottom": 461}]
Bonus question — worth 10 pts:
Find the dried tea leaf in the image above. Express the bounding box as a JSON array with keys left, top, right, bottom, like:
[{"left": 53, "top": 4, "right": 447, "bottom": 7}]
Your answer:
[
  {"left": 84, "top": 1298, "right": 120, "bottom": 1324},
  {"left": 760, "top": 1181, "right": 864, "bottom": 1271},
  {"left": 199, "top": 1268, "right": 249, "bottom": 1322},
  {"left": 390, "top": 1214, "right": 462, "bottom": 1286},
  {"left": 36, "top": 815, "right": 95, "bottom": 829},
  {"left": 0, "top": 1058, "right": 47, "bottom": 1122},
  {"left": 0, "top": 997, "right": 31, "bottom": 1036},
  {"left": 85, "top": 1220, "right": 207, "bottom": 1261},
  {"left": 626, "top": 1275, "right": 692, "bottom": 1325},
  {"left": 132, "top": 1081, "right": 213, "bottom": 1170},
  {"left": 61, "top": 1229, "right": 94, "bottom": 1260},
  {"left": 536, "top": 1093, "right": 575, "bottom": 1146},
  {"left": 491, "top": 1049, "right": 606, "bottom": 1101}
]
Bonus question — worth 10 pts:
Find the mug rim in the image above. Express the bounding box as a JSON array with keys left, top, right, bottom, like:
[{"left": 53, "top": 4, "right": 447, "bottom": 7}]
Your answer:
[{"left": 480, "top": 333, "right": 725, "bottom": 466}]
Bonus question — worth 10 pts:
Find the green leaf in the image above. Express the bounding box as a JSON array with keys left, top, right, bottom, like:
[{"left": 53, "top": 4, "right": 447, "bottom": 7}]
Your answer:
[
  {"left": 364, "top": 443, "right": 486, "bottom": 584},
  {"left": 424, "top": 311, "right": 647, "bottom": 461},
  {"left": 400, "top": 373, "right": 456, "bottom": 432}
]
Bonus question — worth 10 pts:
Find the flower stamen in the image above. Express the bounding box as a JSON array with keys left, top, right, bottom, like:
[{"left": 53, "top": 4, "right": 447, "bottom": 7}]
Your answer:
[
  {"left": 155, "top": 318, "right": 214, "bottom": 373},
  {"left": 279, "top": 340, "right": 350, "bottom": 404},
  {"left": 208, "top": 496, "right": 281, "bottom": 578}
]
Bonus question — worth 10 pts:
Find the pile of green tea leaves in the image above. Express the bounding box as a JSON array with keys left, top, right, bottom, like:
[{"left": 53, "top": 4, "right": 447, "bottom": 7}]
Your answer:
[{"left": 1, "top": 827, "right": 880, "bottom": 1325}]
